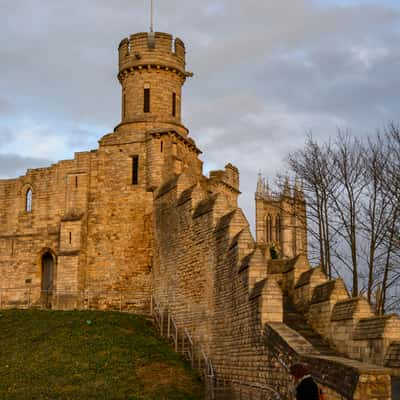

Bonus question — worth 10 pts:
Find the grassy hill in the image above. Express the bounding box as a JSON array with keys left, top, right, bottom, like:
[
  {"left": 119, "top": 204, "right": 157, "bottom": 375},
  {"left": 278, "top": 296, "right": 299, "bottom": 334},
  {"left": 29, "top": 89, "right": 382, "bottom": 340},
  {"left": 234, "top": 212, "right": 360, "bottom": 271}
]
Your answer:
[{"left": 0, "top": 309, "right": 204, "bottom": 400}]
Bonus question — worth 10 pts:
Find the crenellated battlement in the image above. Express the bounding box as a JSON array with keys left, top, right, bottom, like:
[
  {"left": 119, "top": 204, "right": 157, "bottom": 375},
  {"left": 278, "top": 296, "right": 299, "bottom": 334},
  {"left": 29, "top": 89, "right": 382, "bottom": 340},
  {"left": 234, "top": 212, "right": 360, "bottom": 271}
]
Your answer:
[
  {"left": 118, "top": 32, "right": 188, "bottom": 79},
  {"left": 116, "top": 31, "right": 192, "bottom": 131}
]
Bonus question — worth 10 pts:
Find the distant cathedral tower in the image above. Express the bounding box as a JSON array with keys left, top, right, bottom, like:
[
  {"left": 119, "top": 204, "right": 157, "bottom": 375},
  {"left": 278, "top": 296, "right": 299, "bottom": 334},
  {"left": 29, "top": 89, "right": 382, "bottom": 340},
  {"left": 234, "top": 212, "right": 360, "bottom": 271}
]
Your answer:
[{"left": 255, "top": 175, "right": 307, "bottom": 259}]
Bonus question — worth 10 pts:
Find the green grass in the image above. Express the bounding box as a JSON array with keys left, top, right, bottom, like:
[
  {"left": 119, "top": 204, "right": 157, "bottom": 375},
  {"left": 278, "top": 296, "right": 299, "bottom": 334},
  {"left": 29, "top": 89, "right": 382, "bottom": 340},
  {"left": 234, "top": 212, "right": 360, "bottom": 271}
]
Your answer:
[{"left": 0, "top": 310, "right": 204, "bottom": 400}]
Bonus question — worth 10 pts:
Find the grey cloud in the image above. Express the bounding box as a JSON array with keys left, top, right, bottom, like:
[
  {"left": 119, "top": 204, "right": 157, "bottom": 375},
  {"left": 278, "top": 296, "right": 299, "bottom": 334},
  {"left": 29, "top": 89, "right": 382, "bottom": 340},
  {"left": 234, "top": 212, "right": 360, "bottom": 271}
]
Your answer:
[
  {"left": 0, "top": 0, "right": 400, "bottom": 224},
  {"left": 0, "top": 98, "right": 13, "bottom": 116},
  {"left": 0, "top": 153, "right": 51, "bottom": 179},
  {"left": 0, "top": 126, "right": 12, "bottom": 143}
]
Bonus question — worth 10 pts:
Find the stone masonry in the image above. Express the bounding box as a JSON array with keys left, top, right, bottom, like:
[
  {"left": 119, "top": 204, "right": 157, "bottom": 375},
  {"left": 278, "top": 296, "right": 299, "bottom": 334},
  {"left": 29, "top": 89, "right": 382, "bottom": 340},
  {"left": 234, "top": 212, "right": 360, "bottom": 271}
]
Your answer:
[{"left": 0, "top": 30, "right": 399, "bottom": 399}]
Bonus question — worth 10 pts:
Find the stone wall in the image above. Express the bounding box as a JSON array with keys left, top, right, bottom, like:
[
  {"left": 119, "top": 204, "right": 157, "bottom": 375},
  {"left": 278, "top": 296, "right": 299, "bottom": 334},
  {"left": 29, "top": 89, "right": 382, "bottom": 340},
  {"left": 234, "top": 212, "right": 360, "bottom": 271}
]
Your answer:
[
  {"left": 0, "top": 152, "right": 92, "bottom": 306},
  {"left": 153, "top": 170, "right": 292, "bottom": 398},
  {"left": 152, "top": 166, "right": 396, "bottom": 400},
  {"left": 0, "top": 131, "right": 155, "bottom": 312}
]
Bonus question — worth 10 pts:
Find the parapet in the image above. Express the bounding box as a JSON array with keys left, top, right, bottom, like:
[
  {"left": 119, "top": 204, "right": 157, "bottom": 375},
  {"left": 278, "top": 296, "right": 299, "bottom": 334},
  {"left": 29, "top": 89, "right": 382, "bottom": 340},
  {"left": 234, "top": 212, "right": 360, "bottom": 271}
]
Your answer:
[
  {"left": 118, "top": 32, "right": 189, "bottom": 79},
  {"left": 209, "top": 164, "right": 240, "bottom": 193}
]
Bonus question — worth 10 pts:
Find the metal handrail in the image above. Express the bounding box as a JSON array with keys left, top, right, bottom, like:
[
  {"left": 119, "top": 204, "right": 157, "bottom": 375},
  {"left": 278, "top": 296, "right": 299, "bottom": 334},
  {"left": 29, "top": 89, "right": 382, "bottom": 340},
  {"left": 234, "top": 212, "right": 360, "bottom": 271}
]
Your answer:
[
  {"left": 168, "top": 313, "right": 178, "bottom": 351},
  {"left": 150, "top": 295, "right": 282, "bottom": 400},
  {"left": 150, "top": 296, "right": 214, "bottom": 378},
  {"left": 182, "top": 328, "right": 194, "bottom": 367}
]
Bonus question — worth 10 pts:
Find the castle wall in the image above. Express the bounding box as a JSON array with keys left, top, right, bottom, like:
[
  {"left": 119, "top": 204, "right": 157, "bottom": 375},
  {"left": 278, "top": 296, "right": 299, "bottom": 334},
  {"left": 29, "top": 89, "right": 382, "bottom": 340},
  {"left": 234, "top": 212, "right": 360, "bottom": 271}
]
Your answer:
[
  {"left": 82, "top": 132, "right": 153, "bottom": 312},
  {"left": 153, "top": 180, "right": 215, "bottom": 341},
  {"left": 153, "top": 172, "right": 292, "bottom": 397},
  {"left": 153, "top": 167, "right": 397, "bottom": 399},
  {"left": 0, "top": 132, "right": 155, "bottom": 312},
  {"left": 0, "top": 31, "right": 195, "bottom": 314},
  {"left": 0, "top": 151, "right": 92, "bottom": 306}
]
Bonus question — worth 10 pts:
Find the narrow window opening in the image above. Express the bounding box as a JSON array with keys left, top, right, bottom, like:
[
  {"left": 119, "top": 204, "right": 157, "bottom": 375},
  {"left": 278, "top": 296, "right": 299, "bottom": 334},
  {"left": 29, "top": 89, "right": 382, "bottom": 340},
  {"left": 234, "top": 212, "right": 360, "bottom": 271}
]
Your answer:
[
  {"left": 75, "top": 176, "right": 78, "bottom": 189},
  {"left": 276, "top": 215, "right": 281, "bottom": 243},
  {"left": 172, "top": 92, "right": 176, "bottom": 117},
  {"left": 11, "top": 240, "right": 14, "bottom": 256},
  {"left": 266, "top": 215, "right": 272, "bottom": 242},
  {"left": 69, "top": 232, "right": 72, "bottom": 245},
  {"left": 132, "top": 155, "right": 139, "bottom": 185},
  {"left": 26, "top": 189, "right": 33, "bottom": 212},
  {"left": 122, "top": 92, "right": 126, "bottom": 119},
  {"left": 144, "top": 88, "right": 150, "bottom": 113},
  {"left": 160, "top": 141, "right": 163, "bottom": 153}
]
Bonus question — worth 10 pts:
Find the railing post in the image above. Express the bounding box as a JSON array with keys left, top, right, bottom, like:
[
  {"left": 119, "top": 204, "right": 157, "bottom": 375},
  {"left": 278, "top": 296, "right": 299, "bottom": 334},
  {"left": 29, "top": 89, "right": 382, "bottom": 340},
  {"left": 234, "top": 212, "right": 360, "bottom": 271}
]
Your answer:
[
  {"left": 167, "top": 312, "right": 171, "bottom": 338},
  {"left": 150, "top": 296, "right": 153, "bottom": 315},
  {"left": 0, "top": 289, "right": 2, "bottom": 309},
  {"left": 160, "top": 309, "right": 164, "bottom": 336},
  {"left": 119, "top": 294, "right": 122, "bottom": 312}
]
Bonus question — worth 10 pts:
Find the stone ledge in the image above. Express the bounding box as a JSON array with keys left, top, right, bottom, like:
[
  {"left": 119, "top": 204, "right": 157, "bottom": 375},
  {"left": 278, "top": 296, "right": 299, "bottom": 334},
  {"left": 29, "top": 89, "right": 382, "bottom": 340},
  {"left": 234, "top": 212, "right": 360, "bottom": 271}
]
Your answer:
[
  {"left": 176, "top": 185, "right": 196, "bottom": 207},
  {"left": 384, "top": 341, "right": 400, "bottom": 369},
  {"left": 193, "top": 195, "right": 217, "bottom": 219},
  {"left": 268, "top": 256, "right": 299, "bottom": 274},
  {"left": 155, "top": 175, "right": 179, "bottom": 199},
  {"left": 238, "top": 251, "right": 255, "bottom": 273},
  {"left": 295, "top": 267, "right": 321, "bottom": 288},
  {"left": 310, "top": 279, "right": 347, "bottom": 305},
  {"left": 331, "top": 297, "right": 361, "bottom": 321},
  {"left": 58, "top": 250, "right": 80, "bottom": 257},
  {"left": 215, "top": 210, "right": 236, "bottom": 232},
  {"left": 249, "top": 278, "right": 267, "bottom": 300},
  {"left": 353, "top": 315, "right": 399, "bottom": 340}
]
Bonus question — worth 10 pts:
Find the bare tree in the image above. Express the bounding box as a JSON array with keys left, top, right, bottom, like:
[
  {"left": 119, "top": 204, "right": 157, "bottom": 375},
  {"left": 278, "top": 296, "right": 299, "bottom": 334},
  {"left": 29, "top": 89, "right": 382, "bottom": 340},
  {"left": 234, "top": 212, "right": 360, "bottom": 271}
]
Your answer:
[
  {"left": 376, "top": 124, "right": 400, "bottom": 314},
  {"left": 327, "top": 133, "right": 367, "bottom": 296},
  {"left": 287, "top": 135, "right": 336, "bottom": 278},
  {"left": 359, "top": 136, "right": 391, "bottom": 303},
  {"left": 286, "top": 126, "right": 400, "bottom": 311}
]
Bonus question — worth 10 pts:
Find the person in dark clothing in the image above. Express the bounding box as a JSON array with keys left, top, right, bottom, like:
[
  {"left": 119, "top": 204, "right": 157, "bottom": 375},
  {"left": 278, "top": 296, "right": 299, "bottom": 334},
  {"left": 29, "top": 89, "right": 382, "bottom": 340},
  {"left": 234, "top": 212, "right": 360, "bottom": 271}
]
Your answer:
[{"left": 290, "top": 363, "right": 320, "bottom": 400}]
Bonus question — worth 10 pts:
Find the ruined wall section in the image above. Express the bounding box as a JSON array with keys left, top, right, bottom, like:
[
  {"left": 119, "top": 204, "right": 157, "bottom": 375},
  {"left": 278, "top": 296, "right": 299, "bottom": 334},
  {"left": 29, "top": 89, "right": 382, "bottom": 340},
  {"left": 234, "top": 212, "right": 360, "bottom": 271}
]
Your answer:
[{"left": 0, "top": 151, "right": 93, "bottom": 306}]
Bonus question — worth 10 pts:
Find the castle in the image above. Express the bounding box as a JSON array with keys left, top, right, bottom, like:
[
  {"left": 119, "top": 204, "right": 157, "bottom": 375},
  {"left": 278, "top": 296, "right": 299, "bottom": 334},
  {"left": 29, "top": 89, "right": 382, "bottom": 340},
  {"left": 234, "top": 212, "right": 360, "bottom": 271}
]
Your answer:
[{"left": 0, "top": 30, "right": 399, "bottom": 400}]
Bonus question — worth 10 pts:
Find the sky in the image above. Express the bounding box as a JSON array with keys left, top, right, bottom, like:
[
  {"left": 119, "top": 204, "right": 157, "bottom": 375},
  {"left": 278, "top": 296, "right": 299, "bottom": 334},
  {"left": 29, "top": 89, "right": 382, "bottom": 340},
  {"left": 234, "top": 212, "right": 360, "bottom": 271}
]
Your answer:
[{"left": 0, "top": 0, "right": 399, "bottom": 227}]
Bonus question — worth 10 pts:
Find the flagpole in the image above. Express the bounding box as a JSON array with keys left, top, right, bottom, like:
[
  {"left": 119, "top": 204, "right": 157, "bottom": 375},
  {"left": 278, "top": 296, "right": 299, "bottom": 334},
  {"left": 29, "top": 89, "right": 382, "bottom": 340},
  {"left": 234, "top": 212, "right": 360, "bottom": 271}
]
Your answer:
[
  {"left": 148, "top": 0, "right": 155, "bottom": 48},
  {"left": 150, "top": 0, "right": 154, "bottom": 32}
]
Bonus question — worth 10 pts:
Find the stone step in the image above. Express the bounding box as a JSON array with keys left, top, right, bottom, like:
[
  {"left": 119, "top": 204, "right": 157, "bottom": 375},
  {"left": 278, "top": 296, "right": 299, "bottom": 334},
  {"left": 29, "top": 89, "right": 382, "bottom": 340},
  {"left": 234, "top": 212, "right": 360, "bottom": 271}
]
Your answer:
[{"left": 283, "top": 296, "right": 341, "bottom": 357}]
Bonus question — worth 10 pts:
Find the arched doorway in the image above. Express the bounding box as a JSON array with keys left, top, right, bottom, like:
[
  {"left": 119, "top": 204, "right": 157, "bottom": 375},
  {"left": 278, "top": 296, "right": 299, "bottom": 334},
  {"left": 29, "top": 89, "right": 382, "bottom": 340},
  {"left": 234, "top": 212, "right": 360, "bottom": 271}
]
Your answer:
[{"left": 41, "top": 252, "right": 54, "bottom": 308}]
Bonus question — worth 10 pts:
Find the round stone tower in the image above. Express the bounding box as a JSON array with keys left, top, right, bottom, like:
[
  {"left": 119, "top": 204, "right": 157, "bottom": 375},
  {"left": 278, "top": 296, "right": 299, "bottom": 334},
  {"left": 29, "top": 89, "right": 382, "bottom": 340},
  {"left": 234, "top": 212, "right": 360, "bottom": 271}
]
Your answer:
[{"left": 116, "top": 32, "right": 192, "bottom": 136}]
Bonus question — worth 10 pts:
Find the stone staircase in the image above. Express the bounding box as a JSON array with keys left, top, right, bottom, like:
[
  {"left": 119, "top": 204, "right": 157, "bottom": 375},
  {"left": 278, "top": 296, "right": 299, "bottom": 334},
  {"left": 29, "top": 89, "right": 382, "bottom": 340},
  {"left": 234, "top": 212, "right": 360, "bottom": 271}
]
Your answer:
[{"left": 283, "top": 295, "right": 341, "bottom": 357}]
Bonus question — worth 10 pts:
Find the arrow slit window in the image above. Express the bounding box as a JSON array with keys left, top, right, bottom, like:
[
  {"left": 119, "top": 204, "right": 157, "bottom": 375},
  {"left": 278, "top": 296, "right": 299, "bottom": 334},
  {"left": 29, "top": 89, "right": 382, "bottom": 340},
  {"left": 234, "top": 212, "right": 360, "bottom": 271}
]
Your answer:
[
  {"left": 172, "top": 92, "right": 176, "bottom": 116},
  {"left": 132, "top": 155, "right": 139, "bottom": 185},
  {"left": 144, "top": 84, "right": 150, "bottom": 113}
]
